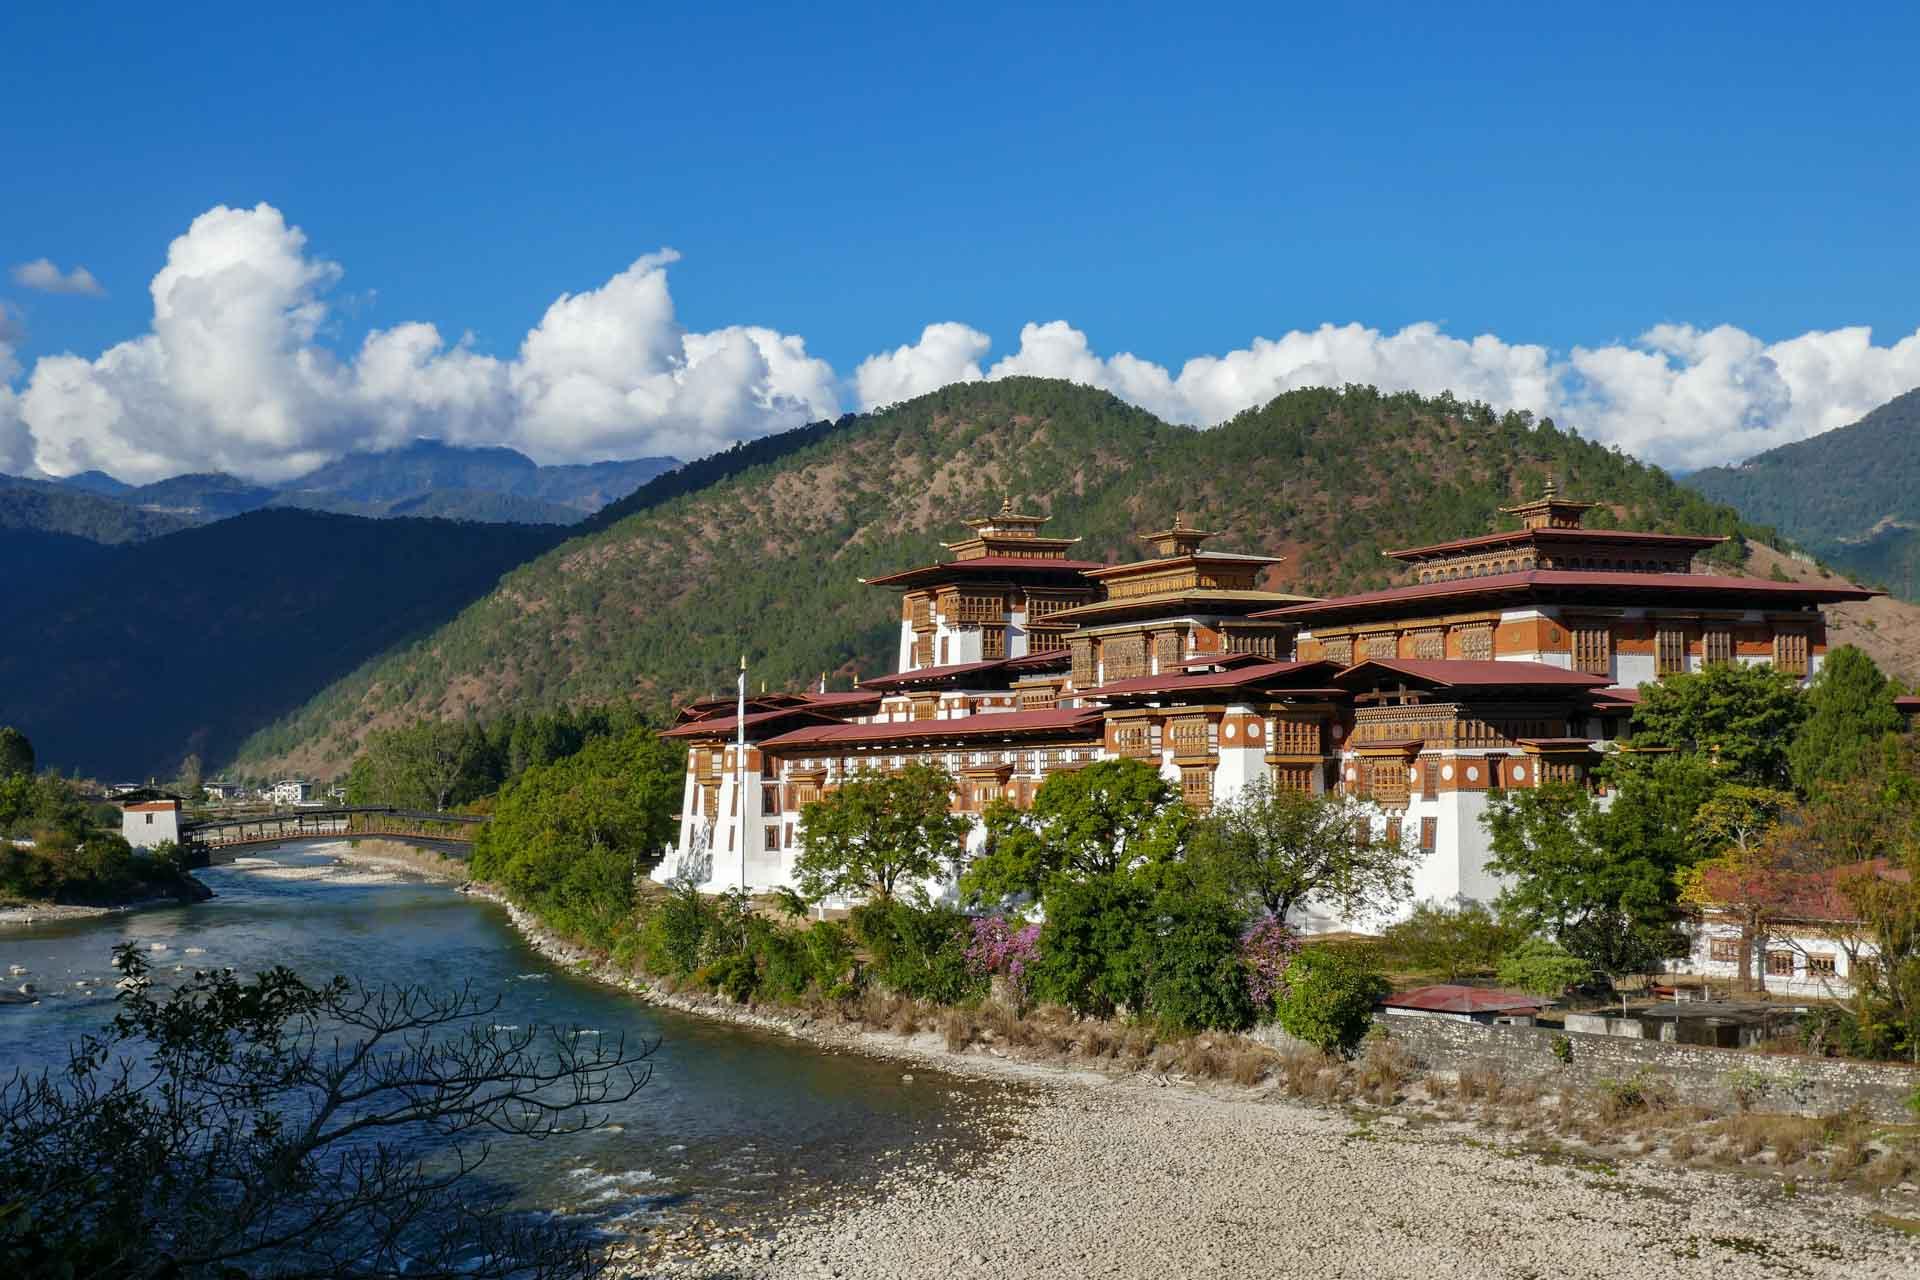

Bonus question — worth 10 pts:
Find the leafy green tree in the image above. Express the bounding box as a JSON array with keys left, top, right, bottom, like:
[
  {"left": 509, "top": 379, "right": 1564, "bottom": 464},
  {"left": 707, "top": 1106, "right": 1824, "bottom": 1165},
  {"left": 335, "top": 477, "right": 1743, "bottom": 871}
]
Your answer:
[
  {"left": 1627, "top": 661, "right": 1805, "bottom": 787},
  {"left": 1789, "top": 645, "right": 1904, "bottom": 794},
  {"left": 1143, "top": 892, "right": 1257, "bottom": 1032},
  {"left": 470, "top": 726, "right": 683, "bottom": 942},
  {"left": 1496, "top": 937, "right": 1594, "bottom": 996},
  {"left": 1029, "top": 874, "right": 1157, "bottom": 1018},
  {"left": 1186, "top": 779, "right": 1414, "bottom": 923},
  {"left": 1274, "top": 947, "right": 1388, "bottom": 1056},
  {"left": 964, "top": 758, "right": 1189, "bottom": 903},
  {"left": 0, "top": 944, "right": 651, "bottom": 1280},
  {"left": 1379, "top": 899, "right": 1524, "bottom": 981},
  {"left": 1675, "top": 785, "right": 1799, "bottom": 990},
  {"left": 0, "top": 727, "right": 33, "bottom": 779},
  {"left": 1483, "top": 772, "right": 1704, "bottom": 980},
  {"left": 795, "top": 763, "right": 969, "bottom": 902}
]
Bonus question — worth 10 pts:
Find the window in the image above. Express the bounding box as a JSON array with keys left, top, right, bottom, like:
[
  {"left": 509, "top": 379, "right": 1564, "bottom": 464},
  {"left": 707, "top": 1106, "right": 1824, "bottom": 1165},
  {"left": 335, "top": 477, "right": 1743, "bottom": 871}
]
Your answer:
[
  {"left": 1773, "top": 630, "right": 1809, "bottom": 677},
  {"left": 1570, "top": 623, "right": 1611, "bottom": 676},
  {"left": 1322, "top": 635, "right": 1354, "bottom": 665},
  {"left": 1709, "top": 938, "right": 1741, "bottom": 963},
  {"left": 1419, "top": 817, "right": 1437, "bottom": 852},
  {"left": 1455, "top": 624, "right": 1493, "bottom": 662},
  {"left": 145, "top": 813, "right": 154, "bottom": 825},
  {"left": 1766, "top": 950, "right": 1796, "bottom": 977},
  {"left": 1180, "top": 766, "right": 1213, "bottom": 811},
  {"left": 1384, "top": 819, "right": 1402, "bottom": 847},
  {"left": 1656, "top": 626, "right": 1688, "bottom": 676},
  {"left": 1352, "top": 818, "right": 1371, "bottom": 848},
  {"left": 1807, "top": 953, "right": 1838, "bottom": 977},
  {"left": 765, "top": 826, "right": 781, "bottom": 849},
  {"left": 1411, "top": 628, "right": 1444, "bottom": 661},
  {"left": 1703, "top": 627, "right": 1734, "bottom": 665},
  {"left": 1420, "top": 759, "right": 1438, "bottom": 796},
  {"left": 1104, "top": 633, "right": 1147, "bottom": 681},
  {"left": 1370, "top": 762, "right": 1408, "bottom": 807},
  {"left": 761, "top": 784, "right": 780, "bottom": 816}
]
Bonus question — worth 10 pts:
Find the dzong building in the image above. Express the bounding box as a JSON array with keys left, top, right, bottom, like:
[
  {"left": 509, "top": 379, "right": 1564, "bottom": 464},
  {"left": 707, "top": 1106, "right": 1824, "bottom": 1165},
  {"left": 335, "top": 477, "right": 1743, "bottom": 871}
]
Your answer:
[{"left": 654, "top": 487, "right": 1871, "bottom": 930}]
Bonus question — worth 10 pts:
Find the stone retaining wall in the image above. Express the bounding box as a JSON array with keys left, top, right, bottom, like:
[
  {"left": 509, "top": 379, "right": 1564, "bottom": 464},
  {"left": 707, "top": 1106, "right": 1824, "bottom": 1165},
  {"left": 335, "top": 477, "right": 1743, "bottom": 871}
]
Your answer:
[{"left": 1380, "top": 1013, "right": 1920, "bottom": 1122}]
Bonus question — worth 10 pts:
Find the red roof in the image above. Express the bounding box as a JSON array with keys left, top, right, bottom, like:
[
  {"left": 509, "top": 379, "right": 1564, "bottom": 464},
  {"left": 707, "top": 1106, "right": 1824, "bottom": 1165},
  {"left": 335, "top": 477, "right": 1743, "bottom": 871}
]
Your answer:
[
  {"left": 1089, "top": 659, "right": 1340, "bottom": 698},
  {"left": 1383, "top": 984, "right": 1550, "bottom": 1014},
  {"left": 1334, "top": 659, "right": 1611, "bottom": 690},
  {"left": 799, "top": 690, "right": 883, "bottom": 709},
  {"left": 861, "top": 658, "right": 1020, "bottom": 691},
  {"left": 861, "top": 556, "right": 1105, "bottom": 588},
  {"left": 1385, "top": 527, "right": 1727, "bottom": 560},
  {"left": 762, "top": 707, "right": 1103, "bottom": 749},
  {"left": 1251, "top": 569, "right": 1877, "bottom": 621},
  {"left": 661, "top": 706, "right": 846, "bottom": 740}
]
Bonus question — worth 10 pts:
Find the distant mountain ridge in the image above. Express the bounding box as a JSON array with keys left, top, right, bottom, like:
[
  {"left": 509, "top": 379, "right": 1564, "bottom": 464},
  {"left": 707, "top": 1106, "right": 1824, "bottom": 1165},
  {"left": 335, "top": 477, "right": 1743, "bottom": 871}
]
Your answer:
[
  {"left": 230, "top": 378, "right": 1780, "bottom": 779},
  {"left": 2, "top": 509, "right": 568, "bottom": 778},
  {"left": 17, "top": 439, "right": 682, "bottom": 531},
  {"left": 1686, "top": 387, "right": 1920, "bottom": 596}
]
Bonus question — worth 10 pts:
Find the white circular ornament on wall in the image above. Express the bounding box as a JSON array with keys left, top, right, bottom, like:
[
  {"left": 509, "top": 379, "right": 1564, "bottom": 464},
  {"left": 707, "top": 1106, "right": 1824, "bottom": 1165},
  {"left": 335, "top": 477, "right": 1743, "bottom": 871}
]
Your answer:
[
  {"left": 1248, "top": 722, "right": 1262, "bottom": 740},
  {"left": 1441, "top": 764, "right": 1455, "bottom": 781},
  {"left": 1223, "top": 723, "right": 1237, "bottom": 740},
  {"left": 1466, "top": 766, "right": 1480, "bottom": 782},
  {"left": 1511, "top": 764, "right": 1526, "bottom": 782}
]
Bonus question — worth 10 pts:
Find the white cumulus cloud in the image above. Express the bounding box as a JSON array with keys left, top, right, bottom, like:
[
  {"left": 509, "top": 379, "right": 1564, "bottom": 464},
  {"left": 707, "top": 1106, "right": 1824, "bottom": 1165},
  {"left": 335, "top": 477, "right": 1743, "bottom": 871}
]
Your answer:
[
  {"left": 5, "top": 202, "right": 1920, "bottom": 484},
  {"left": 11, "top": 258, "right": 106, "bottom": 297},
  {"left": 853, "top": 322, "right": 990, "bottom": 410},
  {"left": 8, "top": 205, "right": 839, "bottom": 483}
]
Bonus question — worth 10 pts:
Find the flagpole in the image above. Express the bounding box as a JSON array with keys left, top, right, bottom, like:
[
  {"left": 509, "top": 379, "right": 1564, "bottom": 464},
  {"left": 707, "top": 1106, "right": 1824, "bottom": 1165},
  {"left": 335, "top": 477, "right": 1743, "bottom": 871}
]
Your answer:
[{"left": 737, "top": 654, "right": 748, "bottom": 894}]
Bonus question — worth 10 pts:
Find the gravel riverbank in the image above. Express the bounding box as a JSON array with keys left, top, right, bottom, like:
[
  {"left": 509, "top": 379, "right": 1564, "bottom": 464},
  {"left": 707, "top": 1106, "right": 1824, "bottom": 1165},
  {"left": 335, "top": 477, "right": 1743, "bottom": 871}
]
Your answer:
[
  {"left": 467, "top": 885, "right": 1920, "bottom": 1279},
  {"left": 655, "top": 1078, "right": 1920, "bottom": 1280}
]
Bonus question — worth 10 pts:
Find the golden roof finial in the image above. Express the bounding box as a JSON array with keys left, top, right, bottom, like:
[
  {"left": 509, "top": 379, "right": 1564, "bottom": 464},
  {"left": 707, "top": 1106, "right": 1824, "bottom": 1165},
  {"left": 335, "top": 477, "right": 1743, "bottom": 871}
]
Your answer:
[
  {"left": 1544, "top": 473, "right": 1558, "bottom": 499},
  {"left": 1000, "top": 493, "right": 1014, "bottom": 516},
  {"left": 1174, "top": 511, "right": 1186, "bottom": 529}
]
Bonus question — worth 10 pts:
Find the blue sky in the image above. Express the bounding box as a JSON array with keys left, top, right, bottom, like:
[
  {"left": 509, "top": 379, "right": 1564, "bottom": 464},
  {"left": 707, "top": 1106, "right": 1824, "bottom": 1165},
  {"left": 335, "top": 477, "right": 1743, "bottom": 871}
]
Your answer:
[{"left": 4, "top": 2, "right": 1919, "bottom": 480}]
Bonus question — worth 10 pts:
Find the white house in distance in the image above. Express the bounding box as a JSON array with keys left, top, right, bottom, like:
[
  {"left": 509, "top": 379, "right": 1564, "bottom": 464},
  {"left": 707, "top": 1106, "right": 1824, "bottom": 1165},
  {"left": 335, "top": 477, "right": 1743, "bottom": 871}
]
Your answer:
[
  {"left": 116, "top": 789, "right": 183, "bottom": 850},
  {"left": 270, "top": 779, "right": 313, "bottom": 805}
]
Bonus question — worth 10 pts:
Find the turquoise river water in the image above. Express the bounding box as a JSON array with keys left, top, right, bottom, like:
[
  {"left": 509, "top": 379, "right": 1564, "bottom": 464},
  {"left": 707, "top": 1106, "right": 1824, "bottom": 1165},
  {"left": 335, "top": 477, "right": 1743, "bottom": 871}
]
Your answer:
[{"left": 0, "top": 842, "right": 1013, "bottom": 1238}]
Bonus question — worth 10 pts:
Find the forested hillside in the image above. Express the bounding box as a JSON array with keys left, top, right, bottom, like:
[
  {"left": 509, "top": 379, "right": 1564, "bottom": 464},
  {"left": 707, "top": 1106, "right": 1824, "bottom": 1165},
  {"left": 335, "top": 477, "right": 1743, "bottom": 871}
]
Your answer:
[
  {"left": 0, "top": 474, "right": 192, "bottom": 543},
  {"left": 1687, "top": 387, "right": 1920, "bottom": 596},
  {"left": 233, "top": 379, "right": 1772, "bottom": 778},
  {"left": 2, "top": 510, "right": 566, "bottom": 778}
]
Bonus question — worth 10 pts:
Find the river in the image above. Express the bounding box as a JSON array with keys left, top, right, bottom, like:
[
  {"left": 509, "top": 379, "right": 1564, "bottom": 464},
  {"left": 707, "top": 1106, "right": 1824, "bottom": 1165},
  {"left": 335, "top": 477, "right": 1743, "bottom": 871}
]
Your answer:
[{"left": 0, "top": 841, "right": 1017, "bottom": 1244}]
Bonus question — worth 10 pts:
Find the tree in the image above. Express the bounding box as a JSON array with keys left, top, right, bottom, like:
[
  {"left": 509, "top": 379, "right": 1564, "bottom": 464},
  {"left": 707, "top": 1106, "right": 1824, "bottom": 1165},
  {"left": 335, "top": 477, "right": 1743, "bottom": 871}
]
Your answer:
[
  {"left": 795, "top": 763, "right": 969, "bottom": 903},
  {"left": 1789, "top": 646, "right": 1904, "bottom": 794},
  {"left": 1379, "top": 898, "right": 1523, "bottom": 981},
  {"left": 1273, "top": 947, "right": 1388, "bottom": 1056},
  {"left": 0, "top": 728, "right": 33, "bottom": 780},
  {"left": 1483, "top": 773, "right": 1702, "bottom": 980},
  {"left": 353, "top": 721, "right": 482, "bottom": 811},
  {"left": 1840, "top": 848, "right": 1920, "bottom": 1062},
  {"left": 1028, "top": 874, "right": 1156, "bottom": 1018},
  {"left": 470, "top": 727, "right": 684, "bottom": 942},
  {"left": 0, "top": 945, "right": 652, "bottom": 1279},
  {"left": 172, "top": 751, "right": 204, "bottom": 802},
  {"left": 1496, "top": 937, "right": 1594, "bottom": 996},
  {"left": 1675, "top": 786, "right": 1798, "bottom": 990},
  {"left": 1627, "top": 661, "right": 1805, "bottom": 787},
  {"left": 1186, "top": 780, "right": 1415, "bottom": 924},
  {"left": 964, "top": 758, "right": 1189, "bottom": 904}
]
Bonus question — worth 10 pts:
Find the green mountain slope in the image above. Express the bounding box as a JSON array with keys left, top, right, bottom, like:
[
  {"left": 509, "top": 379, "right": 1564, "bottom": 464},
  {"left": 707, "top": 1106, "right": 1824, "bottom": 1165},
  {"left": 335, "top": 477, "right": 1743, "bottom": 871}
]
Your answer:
[
  {"left": 0, "top": 474, "right": 193, "bottom": 543},
  {"left": 1687, "top": 387, "right": 1920, "bottom": 594},
  {"left": 233, "top": 379, "right": 1770, "bottom": 778},
  {"left": 2, "top": 510, "right": 567, "bottom": 778}
]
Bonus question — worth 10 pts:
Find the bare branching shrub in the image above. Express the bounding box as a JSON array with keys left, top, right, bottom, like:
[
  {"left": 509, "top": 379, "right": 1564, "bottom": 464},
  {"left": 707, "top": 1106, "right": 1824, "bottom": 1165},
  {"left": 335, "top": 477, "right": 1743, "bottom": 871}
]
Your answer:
[
  {"left": 1280, "top": 1049, "right": 1330, "bottom": 1098},
  {"left": 1, "top": 946, "right": 653, "bottom": 1280}
]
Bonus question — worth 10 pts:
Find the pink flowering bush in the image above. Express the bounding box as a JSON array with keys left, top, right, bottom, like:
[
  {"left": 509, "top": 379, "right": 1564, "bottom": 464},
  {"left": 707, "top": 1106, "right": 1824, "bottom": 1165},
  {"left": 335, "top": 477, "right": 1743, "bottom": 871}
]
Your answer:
[
  {"left": 1239, "top": 916, "right": 1301, "bottom": 1015},
  {"left": 965, "top": 915, "right": 1042, "bottom": 1002}
]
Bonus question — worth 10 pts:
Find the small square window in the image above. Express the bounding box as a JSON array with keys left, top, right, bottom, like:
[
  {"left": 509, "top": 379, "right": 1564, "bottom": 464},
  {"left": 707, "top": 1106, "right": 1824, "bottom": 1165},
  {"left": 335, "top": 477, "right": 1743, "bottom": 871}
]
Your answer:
[{"left": 1766, "top": 951, "right": 1795, "bottom": 976}]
